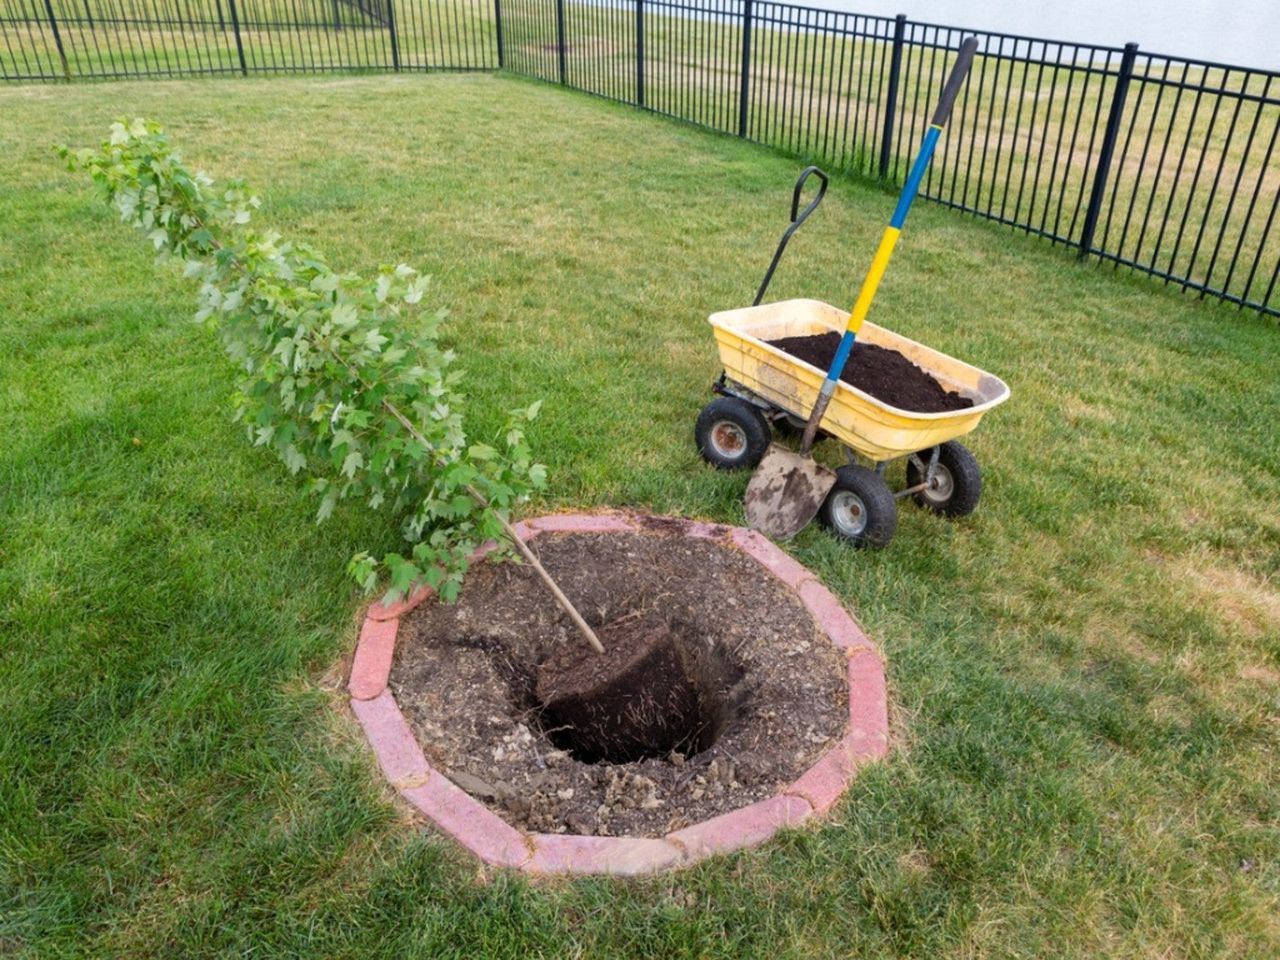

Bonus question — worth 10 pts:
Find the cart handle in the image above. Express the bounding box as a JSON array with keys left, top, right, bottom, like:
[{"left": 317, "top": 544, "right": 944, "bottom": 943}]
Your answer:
[{"left": 753, "top": 165, "right": 829, "bottom": 306}]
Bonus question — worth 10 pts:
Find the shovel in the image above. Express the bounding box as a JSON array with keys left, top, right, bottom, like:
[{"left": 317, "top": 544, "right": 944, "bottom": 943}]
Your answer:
[{"left": 745, "top": 35, "right": 979, "bottom": 539}]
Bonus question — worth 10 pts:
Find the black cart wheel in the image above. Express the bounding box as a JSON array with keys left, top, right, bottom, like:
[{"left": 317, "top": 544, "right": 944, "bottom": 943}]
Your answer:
[
  {"left": 695, "top": 398, "right": 771, "bottom": 470},
  {"left": 906, "top": 441, "right": 982, "bottom": 517},
  {"left": 817, "top": 465, "right": 897, "bottom": 547}
]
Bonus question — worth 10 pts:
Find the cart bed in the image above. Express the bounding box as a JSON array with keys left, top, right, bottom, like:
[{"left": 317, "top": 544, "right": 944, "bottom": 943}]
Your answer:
[{"left": 709, "top": 299, "right": 1010, "bottom": 460}]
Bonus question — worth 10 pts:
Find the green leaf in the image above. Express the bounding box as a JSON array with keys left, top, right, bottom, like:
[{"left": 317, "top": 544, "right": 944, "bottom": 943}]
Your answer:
[
  {"left": 347, "top": 552, "right": 378, "bottom": 592},
  {"left": 331, "top": 302, "right": 358, "bottom": 330},
  {"left": 384, "top": 553, "right": 418, "bottom": 599},
  {"left": 282, "top": 444, "right": 307, "bottom": 474},
  {"left": 316, "top": 487, "right": 339, "bottom": 523}
]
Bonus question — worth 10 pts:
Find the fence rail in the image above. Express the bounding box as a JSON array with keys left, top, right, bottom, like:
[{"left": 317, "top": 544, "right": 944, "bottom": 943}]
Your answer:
[
  {"left": 0, "top": 0, "right": 496, "bottom": 79},
  {"left": 3, "top": 0, "right": 1276, "bottom": 317},
  {"left": 494, "top": 0, "right": 1278, "bottom": 317}
]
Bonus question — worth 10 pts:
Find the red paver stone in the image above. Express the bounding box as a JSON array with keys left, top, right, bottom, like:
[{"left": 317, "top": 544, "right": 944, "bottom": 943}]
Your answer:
[
  {"left": 798, "top": 580, "right": 874, "bottom": 653},
  {"left": 668, "top": 794, "right": 813, "bottom": 860},
  {"left": 527, "top": 834, "right": 685, "bottom": 876},
  {"left": 367, "top": 584, "right": 434, "bottom": 622},
  {"left": 846, "top": 649, "right": 890, "bottom": 760},
  {"left": 531, "top": 513, "right": 636, "bottom": 533},
  {"left": 729, "top": 528, "right": 814, "bottom": 589},
  {"left": 509, "top": 520, "right": 539, "bottom": 543},
  {"left": 349, "top": 616, "right": 399, "bottom": 700},
  {"left": 785, "top": 740, "right": 863, "bottom": 813},
  {"left": 403, "top": 774, "right": 532, "bottom": 869},
  {"left": 351, "top": 691, "right": 431, "bottom": 786}
]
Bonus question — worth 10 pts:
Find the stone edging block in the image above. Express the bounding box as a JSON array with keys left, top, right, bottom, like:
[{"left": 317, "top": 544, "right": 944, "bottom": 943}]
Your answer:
[
  {"left": 667, "top": 793, "right": 814, "bottom": 859},
  {"left": 402, "top": 775, "right": 533, "bottom": 869},
  {"left": 526, "top": 834, "right": 685, "bottom": 876},
  {"left": 351, "top": 690, "right": 431, "bottom": 786},
  {"left": 846, "top": 649, "right": 890, "bottom": 760},
  {"left": 349, "top": 616, "right": 398, "bottom": 701},
  {"left": 797, "top": 580, "right": 876, "bottom": 654}
]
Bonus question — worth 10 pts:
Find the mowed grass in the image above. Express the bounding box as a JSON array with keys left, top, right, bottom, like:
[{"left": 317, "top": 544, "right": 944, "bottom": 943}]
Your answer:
[
  {"left": 501, "top": 2, "right": 1280, "bottom": 311},
  {"left": 1, "top": 73, "right": 1278, "bottom": 957},
  {"left": 8, "top": 0, "right": 1276, "bottom": 309}
]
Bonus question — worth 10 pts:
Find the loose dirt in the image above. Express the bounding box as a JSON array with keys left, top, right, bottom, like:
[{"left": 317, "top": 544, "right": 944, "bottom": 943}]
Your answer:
[
  {"left": 390, "top": 529, "right": 848, "bottom": 838},
  {"left": 767, "top": 332, "right": 975, "bottom": 413},
  {"left": 536, "top": 617, "right": 732, "bottom": 765}
]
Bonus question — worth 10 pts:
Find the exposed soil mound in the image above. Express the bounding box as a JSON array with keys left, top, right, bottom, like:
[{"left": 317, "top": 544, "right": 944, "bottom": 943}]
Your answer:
[
  {"left": 536, "top": 616, "right": 741, "bottom": 764},
  {"left": 389, "top": 531, "right": 847, "bottom": 837}
]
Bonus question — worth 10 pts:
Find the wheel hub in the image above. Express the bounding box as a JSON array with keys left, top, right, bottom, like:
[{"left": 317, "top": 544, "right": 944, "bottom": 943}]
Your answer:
[
  {"left": 924, "top": 463, "right": 954, "bottom": 503},
  {"left": 710, "top": 421, "right": 747, "bottom": 458},
  {"left": 829, "top": 491, "right": 868, "bottom": 537}
]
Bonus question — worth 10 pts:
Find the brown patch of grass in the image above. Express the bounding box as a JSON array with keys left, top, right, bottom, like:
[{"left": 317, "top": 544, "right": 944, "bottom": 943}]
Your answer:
[{"left": 1176, "top": 551, "right": 1280, "bottom": 642}]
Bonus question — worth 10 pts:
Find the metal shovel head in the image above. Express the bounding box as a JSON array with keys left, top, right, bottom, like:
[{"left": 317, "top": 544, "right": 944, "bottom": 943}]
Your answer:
[{"left": 744, "top": 443, "right": 837, "bottom": 539}]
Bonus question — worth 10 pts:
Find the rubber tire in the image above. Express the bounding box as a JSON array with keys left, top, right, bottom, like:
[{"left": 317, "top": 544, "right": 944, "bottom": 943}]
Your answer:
[
  {"left": 906, "top": 440, "right": 982, "bottom": 518},
  {"left": 694, "top": 397, "right": 771, "bottom": 470},
  {"left": 817, "top": 465, "right": 897, "bottom": 548}
]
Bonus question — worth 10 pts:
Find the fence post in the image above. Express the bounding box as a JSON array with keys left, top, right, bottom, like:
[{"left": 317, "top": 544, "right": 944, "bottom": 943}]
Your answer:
[
  {"left": 737, "top": 0, "right": 753, "bottom": 138},
  {"left": 556, "top": 0, "right": 567, "bottom": 85},
  {"left": 41, "top": 0, "right": 71, "bottom": 80},
  {"left": 635, "top": 0, "right": 645, "bottom": 107},
  {"left": 494, "top": 0, "right": 505, "bottom": 69},
  {"left": 226, "top": 0, "right": 248, "bottom": 75},
  {"left": 1079, "top": 42, "right": 1138, "bottom": 258},
  {"left": 879, "top": 13, "right": 907, "bottom": 179},
  {"left": 386, "top": 0, "right": 401, "bottom": 71}
]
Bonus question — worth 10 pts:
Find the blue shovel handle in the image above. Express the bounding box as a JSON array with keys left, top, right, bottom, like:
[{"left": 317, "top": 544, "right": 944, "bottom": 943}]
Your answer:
[{"left": 799, "top": 36, "right": 978, "bottom": 455}]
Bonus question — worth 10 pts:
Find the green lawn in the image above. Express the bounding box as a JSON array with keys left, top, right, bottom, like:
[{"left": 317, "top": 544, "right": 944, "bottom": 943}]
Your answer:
[
  {"left": 9, "top": 1, "right": 1275, "bottom": 311},
  {"left": 502, "top": 1, "right": 1280, "bottom": 312},
  {"left": 2, "top": 72, "right": 1278, "bottom": 958}
]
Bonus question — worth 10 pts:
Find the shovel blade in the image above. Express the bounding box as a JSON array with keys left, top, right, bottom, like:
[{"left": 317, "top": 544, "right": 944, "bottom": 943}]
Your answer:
[{"left": 744, "top": 444, "right": 837, "bottom": 539}]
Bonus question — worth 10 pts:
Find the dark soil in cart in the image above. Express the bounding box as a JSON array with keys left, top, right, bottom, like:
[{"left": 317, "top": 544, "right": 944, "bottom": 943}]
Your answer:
[
  {"left": 767, "top": 332, "right": 975, "bottom": 414},
  {"left": 389, "top": 530, "right": 848, "bottom": 838}
]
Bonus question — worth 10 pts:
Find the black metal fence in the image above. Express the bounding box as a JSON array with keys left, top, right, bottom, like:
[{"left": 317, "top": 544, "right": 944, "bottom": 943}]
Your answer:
[
  {"left": 0, "top": 0, "right": 496, "bottom": 78},
  {"left": 4, "top": 0, "right": 1277, "bottom": 317},
  {"left": 497, "top": 1, "right": 1279, "bottom": 317}
]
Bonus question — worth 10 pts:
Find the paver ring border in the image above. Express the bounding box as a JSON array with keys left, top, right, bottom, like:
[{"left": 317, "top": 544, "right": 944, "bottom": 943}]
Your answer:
[{"left": 348, "top": 511, "right": 889, "bottom": 875}]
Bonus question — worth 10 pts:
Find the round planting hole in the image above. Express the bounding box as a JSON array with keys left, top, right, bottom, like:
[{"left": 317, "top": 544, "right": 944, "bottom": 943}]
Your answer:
[
  {"left": 389, "top": 529, "right": 849, "bottom": 838},
  {"left": 535, "top": 617, "right": 742, "bottom": 765}
]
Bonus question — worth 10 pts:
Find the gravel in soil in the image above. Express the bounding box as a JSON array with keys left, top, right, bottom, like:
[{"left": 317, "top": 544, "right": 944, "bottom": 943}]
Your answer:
[
  {"left": 767, "top": 331, "right": 975, "bottom": 413},
  {"left": 389, "top": 529, "right": 849, "bottom": 838}
]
